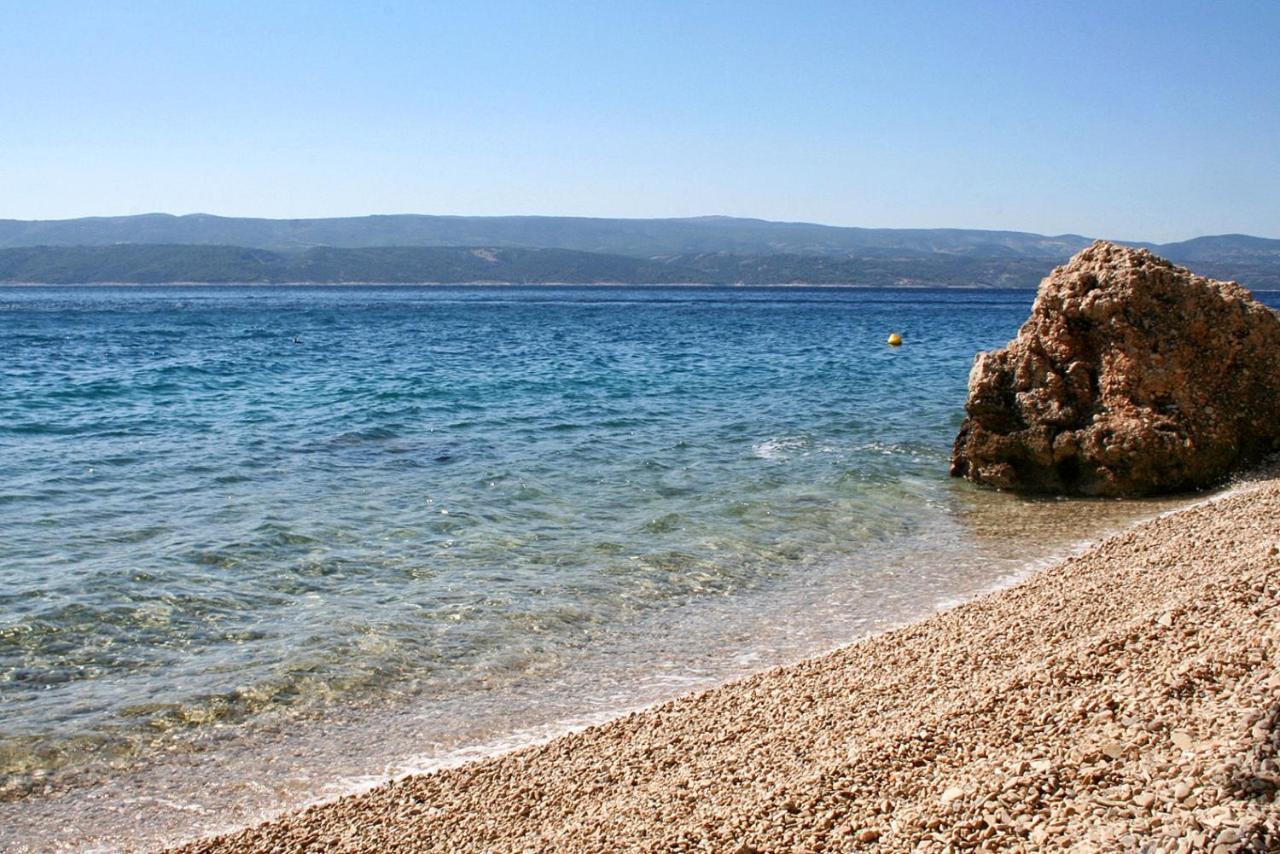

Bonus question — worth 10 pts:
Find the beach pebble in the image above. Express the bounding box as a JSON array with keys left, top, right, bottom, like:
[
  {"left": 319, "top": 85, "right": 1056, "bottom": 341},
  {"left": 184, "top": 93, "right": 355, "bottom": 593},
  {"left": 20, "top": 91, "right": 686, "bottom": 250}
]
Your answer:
[{"left": 1215, "top": 828, "right": 1240, "bottom": 846}]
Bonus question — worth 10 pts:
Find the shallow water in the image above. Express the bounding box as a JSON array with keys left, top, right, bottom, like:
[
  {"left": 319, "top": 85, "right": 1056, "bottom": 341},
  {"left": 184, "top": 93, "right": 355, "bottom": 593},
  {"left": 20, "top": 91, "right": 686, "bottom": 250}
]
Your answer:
[{"left": 2, "top": 285, "right": 1275, "bottom": 851}]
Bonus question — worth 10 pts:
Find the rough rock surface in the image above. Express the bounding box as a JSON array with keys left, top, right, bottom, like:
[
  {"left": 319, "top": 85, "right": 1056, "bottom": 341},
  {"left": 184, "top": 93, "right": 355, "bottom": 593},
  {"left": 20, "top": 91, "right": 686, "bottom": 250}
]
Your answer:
[
  {"left": 950, "top": 241, "right": 1280, "bottom": 495},
  {"left": 169, "top": 472, "right": 1280, "bottom": 853}
]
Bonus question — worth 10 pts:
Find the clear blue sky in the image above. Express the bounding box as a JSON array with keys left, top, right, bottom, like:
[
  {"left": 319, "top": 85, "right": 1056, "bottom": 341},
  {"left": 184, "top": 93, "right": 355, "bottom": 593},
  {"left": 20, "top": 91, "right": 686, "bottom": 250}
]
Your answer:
[{"left": 3, "top": 1, "right": 1277, "bottom": 241}]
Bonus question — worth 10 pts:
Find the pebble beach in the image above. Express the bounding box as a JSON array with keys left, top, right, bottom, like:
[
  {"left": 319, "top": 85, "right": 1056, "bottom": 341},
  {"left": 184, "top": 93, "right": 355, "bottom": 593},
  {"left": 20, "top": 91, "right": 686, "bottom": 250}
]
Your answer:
[{"left": 169, "top": 470, "right": 1280, "bottom": 852}]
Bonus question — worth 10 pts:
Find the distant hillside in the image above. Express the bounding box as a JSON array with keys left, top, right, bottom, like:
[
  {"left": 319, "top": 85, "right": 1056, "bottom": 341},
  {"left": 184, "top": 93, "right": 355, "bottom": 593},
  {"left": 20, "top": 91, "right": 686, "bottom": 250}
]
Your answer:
[
  {"left": 1154, "top": 234, "right": 1280, "bottom": 263},
  {"left": 1147, "top": 234, "right": 1280, "bottom": 287},
  {"left": 0, "top": 213, "right": 1100, "bottom": 257},
  {"left": 0, "top": 245, "right": 689, "bottom": 285},
  {"left": 0, "top": 215, "right": 1275, "bottom": 287},
  {"left": 3, "top": 244, "right": 1277, "bottom": 289}
]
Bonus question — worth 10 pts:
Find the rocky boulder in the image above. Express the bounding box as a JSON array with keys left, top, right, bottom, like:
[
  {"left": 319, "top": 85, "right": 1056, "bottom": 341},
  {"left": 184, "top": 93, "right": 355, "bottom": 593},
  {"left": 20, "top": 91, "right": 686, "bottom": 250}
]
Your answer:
[{"left": 950, "top": 240, "right": 1280, "bottom": 496}]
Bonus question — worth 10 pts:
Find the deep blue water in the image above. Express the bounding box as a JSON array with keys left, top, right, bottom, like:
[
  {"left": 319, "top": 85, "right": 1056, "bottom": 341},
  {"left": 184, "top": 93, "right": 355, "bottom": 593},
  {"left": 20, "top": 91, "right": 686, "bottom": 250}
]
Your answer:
[{"left": 2, "top": 285, "right": 1275, "bottom": 849}]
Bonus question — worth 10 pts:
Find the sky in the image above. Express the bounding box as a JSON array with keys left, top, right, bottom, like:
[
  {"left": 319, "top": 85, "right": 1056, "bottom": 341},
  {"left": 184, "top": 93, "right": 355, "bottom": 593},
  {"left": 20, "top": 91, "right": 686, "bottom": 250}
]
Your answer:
[{"left": 2, "top": 1, "right": 1277, "bottom": 241}]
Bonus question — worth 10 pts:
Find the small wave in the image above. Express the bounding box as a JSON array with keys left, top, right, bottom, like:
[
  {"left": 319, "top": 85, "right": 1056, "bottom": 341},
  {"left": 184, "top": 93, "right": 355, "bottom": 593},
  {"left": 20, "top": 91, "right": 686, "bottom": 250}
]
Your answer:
[
  {"left": 752, "top": 436, "right": 811, "bottom": 461},
  {"left": 853, "top": 440, "right": 945, "bottom": 461}
]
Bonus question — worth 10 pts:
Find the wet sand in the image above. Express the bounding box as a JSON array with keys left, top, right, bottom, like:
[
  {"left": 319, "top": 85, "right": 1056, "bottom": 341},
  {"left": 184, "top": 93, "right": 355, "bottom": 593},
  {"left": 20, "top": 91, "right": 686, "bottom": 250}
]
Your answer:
[{"left": 171, "top": 475, "right": 1280, "bottom": 852}]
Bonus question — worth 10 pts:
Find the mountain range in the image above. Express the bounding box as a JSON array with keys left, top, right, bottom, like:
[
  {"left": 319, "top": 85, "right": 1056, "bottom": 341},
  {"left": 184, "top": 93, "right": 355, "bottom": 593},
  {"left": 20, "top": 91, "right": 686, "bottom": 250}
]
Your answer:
[{"left": 0, "top": 214, "right": 1276, "bottom": 287}]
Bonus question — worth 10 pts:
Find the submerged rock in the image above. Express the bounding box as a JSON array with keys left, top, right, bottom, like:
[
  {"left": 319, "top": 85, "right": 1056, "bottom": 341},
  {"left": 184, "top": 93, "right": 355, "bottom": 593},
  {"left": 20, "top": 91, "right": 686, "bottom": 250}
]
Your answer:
[{"left": 950, "top": 241, "right": 1280, "bottom": 496}]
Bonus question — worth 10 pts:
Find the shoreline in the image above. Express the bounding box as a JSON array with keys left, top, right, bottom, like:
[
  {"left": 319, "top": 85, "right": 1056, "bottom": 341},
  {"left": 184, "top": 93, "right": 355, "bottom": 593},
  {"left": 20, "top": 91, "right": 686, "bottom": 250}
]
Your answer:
[
  {"left": 8, "top": 480, "right": 1199, "bottom": 853},
  {"left": 168, "top": 471, "right": 1280, "bottom": 852}
]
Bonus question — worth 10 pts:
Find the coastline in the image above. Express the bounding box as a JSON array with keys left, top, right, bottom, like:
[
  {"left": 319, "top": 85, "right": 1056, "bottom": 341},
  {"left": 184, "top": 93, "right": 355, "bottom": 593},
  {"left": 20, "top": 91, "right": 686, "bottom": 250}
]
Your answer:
[{"left": 169, "top": 471, "right": 1280, "bottom": 852}]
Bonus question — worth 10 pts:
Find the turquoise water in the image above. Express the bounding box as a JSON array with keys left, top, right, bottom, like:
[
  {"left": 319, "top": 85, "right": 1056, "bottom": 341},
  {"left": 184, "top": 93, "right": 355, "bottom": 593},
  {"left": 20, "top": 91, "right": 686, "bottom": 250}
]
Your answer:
[{"left": 3, "top": 285, "right": 1269, "bottom": 850}]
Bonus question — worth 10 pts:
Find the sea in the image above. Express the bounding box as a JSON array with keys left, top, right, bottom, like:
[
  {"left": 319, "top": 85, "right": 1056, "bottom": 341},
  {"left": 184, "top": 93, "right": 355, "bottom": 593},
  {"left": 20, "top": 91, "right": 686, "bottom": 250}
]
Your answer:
[{"left": 3, "top": 285, "right": 1275, "bottom": 851}]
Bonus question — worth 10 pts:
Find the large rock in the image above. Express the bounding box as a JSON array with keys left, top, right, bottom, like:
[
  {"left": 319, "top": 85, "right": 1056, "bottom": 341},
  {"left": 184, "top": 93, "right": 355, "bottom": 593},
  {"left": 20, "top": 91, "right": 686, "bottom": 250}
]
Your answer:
[{"left": 950, "top": 241, "right": 1280, "bottom": 496}]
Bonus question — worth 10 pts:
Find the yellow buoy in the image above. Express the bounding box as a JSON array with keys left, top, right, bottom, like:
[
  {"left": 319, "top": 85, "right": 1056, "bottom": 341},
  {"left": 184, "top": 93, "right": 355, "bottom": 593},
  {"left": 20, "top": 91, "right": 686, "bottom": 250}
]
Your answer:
[{"left": 887, "top": 332, "right": 902, "bottom": 346}]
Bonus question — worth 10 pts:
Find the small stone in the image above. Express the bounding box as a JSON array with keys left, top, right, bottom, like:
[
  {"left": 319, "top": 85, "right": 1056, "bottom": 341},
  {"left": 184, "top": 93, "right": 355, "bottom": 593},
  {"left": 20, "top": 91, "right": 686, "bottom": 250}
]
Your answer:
[
  {"left": 1100, "top": 742, "right": 1124, "bottom": 759},
  {"left": 1133, "top": 792, "right": 1156, "bottom": 809},
  {"left": 1174, "top": 782, "right": 1192, "bottom": 801},
  {"left": 940, "top": 786, "right": 965, "bottom": 805},
  {"left": 856, "top": 828, "right": 881, "bottom": 843},
  {"left": 1157, "top": 611, "right": 1174, "bottom": 627},
  {"left": 1171, "top": 731, "right": 1195, "bottom": 750}
]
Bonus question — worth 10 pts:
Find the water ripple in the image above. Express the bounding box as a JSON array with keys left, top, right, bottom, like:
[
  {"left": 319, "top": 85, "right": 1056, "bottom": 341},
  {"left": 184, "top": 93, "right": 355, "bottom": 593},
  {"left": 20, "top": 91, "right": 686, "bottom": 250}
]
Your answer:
[{"left": 5, "top": 285, "right": 1275, "bottom": 846}]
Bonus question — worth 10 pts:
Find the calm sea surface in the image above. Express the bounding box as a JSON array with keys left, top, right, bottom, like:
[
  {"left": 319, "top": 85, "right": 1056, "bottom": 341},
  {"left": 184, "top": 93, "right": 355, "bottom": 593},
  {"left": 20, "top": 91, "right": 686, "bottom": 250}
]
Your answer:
[{"left": 3, "top": 285, "right": 1275, "bottom": 850}]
